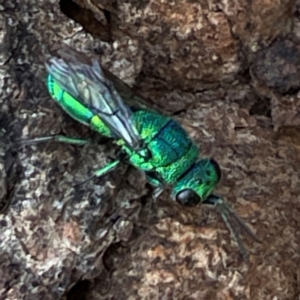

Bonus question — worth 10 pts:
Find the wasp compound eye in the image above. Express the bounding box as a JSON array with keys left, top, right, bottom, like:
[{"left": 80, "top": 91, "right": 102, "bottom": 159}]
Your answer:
[
  {"left": 176, "top": 189, "right": 201, "bottom": 207},
  {"left": 209, "top": 159, "right": 221, "bottom": 183}
]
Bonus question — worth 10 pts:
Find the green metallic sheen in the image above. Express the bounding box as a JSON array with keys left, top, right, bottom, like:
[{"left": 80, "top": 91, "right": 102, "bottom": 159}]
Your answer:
[
  {"left": 19, "top": 49, "right": 258, "bottom": 260},
  {"left": 48, "top": 73, "right": 218, "bottom": 200},
  {"left": 47, "top": 75, "right": 113, "bottom": 138},
  {"left": 172, "top": 159, "right": 219, "bottom": 200},
  {"left": 121, "top": 110, "right": 201, "bottom": 185}
]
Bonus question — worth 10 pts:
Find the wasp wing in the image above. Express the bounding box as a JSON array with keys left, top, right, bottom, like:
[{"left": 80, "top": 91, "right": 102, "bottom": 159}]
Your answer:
[{"left": 45, "top": 48, "right": 142, "bottom": 150}]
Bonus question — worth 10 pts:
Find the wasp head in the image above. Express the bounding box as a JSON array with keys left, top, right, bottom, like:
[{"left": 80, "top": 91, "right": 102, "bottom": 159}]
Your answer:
[{"left": 172, "top": 159, "right": 221, "bottom": 206}]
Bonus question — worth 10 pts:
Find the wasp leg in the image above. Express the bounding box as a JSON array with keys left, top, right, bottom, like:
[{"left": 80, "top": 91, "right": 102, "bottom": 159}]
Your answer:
[
  {"left": 94, "top": 160, "right": 121, "bottom": 177},
  {"left": 17, "top": 135, "right": 91, "bottom": 146},
  {"left": 152, "top": 186, "right": 164, "bottom": 202},
  {"left": 74, "top": 159, "right": 121, "bottom": 187},
  {"left": 74, "top": 149, "right": 126, "bottom": 187},
  {"left": 145, "top": 172, "right": 164, "bottom": 202},
  {"left": 203, "top": 194, "right": 259, "bottom": 260}
]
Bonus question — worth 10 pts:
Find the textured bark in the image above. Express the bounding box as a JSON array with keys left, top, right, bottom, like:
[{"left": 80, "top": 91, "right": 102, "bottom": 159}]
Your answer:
[
  {"left": 0, "top": 0, "right": 300, "bottom": 299},
  {"left": 71, "top": 0, "right": 294, "bottom": 91}
]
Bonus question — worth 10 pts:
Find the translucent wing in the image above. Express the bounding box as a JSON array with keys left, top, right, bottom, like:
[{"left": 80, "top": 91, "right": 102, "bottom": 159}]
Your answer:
[{"left": 45, "top": 48, "right": 142, "bottom": 150}]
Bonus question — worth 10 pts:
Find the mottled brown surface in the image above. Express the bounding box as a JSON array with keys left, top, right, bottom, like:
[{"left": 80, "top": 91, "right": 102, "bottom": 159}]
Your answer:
[
  {"left": 0, "top": 0, "right": 300, "bottom": 300},
  {"left": 251, "top": 40, "right": 300, "bottom": 93},
  {"left": 72, "top": 0, "right": 294, "bottom": 92}
]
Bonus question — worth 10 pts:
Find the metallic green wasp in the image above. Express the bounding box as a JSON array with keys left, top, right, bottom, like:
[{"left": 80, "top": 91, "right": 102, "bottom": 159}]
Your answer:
[{"left": 21, "top": 48, "right": 259, "bottom": 259}]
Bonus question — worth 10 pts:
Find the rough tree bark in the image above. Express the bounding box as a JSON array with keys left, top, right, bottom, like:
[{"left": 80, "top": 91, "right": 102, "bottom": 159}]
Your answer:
[{"left": 0, "top": 0, "right": 300, "bottom": 299}]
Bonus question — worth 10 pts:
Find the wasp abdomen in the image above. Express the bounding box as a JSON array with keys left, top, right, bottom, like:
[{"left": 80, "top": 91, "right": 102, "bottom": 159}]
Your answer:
[{"left": 47, "top": 74, "right": 113, "bottom": 138}]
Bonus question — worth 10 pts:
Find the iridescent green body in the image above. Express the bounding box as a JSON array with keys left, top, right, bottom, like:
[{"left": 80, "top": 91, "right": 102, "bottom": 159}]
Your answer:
[
  {"left": 47, "top": 75, "right": 113, "bottom": 138},
  {"left": 21, "top": 49, "right": 258, "bottom": 260},
  {"left": 47, "top": 75, "right": 218, "bottom": 201}
]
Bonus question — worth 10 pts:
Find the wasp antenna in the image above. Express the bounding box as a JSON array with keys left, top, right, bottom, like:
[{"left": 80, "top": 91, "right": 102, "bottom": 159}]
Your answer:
[
  {"left": 73, "top": 174, "right": 96, "bottom": 188},
  {"left": 204, "top": 195, "right": 251, "bottom": 260},
  {"left": 221, "top": 200, "right": 261, "bottom": 243},
  {"left": 214, "top": 199, "right": 249, "bottom": 260}
]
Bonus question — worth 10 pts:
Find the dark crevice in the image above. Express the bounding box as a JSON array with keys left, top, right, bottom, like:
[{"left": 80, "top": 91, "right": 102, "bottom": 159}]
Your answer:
[
  {"left": 237, "top": 68, "right": 251, "bottom": 84},
  {"left": 102, "top": 242, "right": 123, "bottom": 273},
  {"left": 281, "top": 86, "right": 300, "bottom": 96},
  {"left": 66, "top": 280, "right": 91, "bottom": 300},
  {"left": 0, "top": 148, "right": 23, "bottom": 213},
  {"left": 171, "top": 109, "right": 187, "bottom": 116},
  {"left": 59, "top": 0, "right": 112, "bottom": 42},
  {"left": 249, "top": 97, "right": 271, "bottom": 117}
]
